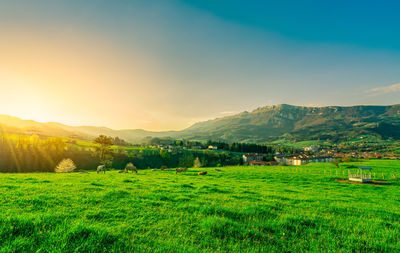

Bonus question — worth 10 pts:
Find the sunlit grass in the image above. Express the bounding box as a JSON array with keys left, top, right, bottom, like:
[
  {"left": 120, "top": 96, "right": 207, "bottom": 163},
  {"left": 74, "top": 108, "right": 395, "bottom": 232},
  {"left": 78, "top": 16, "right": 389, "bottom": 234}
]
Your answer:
[{"left": 1, "top": 160, "right": 400, "bottom": 252}]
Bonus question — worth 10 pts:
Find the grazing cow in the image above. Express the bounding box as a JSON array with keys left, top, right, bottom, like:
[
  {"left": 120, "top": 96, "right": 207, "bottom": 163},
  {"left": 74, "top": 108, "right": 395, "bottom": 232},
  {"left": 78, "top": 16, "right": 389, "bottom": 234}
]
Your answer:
[
  {"left": 125, "top": 163, "right": 137, "bottom": 173},
  {"left": 198, "top": 171, "right": 207, "bottom": 175},
  {"left": 97, "top": 165, "right": 106, "bottom": 174},
  {"left": 175, "top": 168, "right": 188, "bottom": 174}
]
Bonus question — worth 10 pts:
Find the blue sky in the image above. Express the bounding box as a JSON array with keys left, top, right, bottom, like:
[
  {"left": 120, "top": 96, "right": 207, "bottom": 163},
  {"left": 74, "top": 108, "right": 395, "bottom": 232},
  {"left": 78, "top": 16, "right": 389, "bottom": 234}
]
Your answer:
[
  {"left": 0, "top": 0, "right": 399, "bottom": 130},
  {"left": 182, "top": 0, "right": 400, "bottom": 50}
]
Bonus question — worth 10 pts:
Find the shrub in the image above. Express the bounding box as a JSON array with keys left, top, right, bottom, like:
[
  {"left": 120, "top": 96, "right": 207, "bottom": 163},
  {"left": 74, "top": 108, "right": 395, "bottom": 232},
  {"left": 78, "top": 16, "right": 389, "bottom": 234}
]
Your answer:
[
  {"left": 331, "top": 160, "right": 340, "bottom": 168},
  {"left": 193, "top": 157, "right": 202, "bottom": 168},
  {"left": 55, "top": 158, "right": 77, "bottom": 173}
]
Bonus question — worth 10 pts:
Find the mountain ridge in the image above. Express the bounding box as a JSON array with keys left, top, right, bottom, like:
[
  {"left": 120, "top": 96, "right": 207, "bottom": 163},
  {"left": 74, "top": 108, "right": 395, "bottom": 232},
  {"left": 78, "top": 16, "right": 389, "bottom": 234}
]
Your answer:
[{"left": 1, "top": 104, "right": 399, "bottom": 143}]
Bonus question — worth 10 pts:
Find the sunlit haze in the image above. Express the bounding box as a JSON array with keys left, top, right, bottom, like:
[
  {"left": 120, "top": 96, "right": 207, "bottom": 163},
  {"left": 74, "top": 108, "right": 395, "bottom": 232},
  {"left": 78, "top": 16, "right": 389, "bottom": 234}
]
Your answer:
[{"left": 1, "top": 0, "right": 399, "bottom": 130}]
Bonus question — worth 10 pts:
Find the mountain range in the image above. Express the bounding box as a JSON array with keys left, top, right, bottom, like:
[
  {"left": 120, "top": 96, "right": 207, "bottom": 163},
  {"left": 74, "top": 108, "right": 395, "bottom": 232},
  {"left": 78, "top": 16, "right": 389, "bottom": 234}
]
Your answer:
[{"left": 1, "top": 104, "right": 399, "bottom": 144}]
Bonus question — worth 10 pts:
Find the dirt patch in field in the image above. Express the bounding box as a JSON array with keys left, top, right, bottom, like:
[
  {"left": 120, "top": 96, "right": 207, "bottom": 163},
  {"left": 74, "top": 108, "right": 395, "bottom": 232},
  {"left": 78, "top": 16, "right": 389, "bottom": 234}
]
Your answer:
[{"left": 334, "top": 178, "right": 391, "bottom": 185}]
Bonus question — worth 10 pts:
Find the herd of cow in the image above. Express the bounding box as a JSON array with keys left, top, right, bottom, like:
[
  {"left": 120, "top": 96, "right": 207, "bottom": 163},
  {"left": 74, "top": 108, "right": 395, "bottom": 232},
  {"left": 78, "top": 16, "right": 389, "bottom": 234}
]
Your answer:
[{"left": 96, "top": 162, "right": 210, "bottom": 175}]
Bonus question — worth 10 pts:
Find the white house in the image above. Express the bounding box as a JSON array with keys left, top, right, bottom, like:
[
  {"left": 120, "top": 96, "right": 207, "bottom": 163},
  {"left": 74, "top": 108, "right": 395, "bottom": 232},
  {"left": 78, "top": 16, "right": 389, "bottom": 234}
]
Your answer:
[{"left": 275, "top": 156, "right": 335, "bottom": 166}]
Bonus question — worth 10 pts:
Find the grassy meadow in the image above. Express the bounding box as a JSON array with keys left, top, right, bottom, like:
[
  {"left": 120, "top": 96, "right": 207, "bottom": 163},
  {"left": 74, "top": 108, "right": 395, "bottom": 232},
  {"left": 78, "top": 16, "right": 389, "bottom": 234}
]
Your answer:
[{"left": 1, "top": 160, "right": 400, "bottom": 252}]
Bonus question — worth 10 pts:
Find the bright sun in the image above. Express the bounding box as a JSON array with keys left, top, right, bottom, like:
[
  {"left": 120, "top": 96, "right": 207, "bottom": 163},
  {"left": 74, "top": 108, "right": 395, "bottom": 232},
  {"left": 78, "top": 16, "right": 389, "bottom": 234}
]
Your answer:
[{"left": 0, "top": 73, "right": 53, "bottom": 123}]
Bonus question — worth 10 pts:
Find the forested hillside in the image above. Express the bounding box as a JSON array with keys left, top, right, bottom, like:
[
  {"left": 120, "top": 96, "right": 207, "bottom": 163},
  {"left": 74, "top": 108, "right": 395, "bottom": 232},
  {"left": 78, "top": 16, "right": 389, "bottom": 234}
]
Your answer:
[{"left": 178, "top": 104, "right": 400, "bottom": 142}]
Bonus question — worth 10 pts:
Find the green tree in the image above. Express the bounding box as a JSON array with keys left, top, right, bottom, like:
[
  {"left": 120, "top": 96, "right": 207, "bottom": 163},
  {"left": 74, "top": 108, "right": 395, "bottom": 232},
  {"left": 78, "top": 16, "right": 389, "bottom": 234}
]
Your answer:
[{"left": 94, "top": 135, "right": 114, "bottom": 165}]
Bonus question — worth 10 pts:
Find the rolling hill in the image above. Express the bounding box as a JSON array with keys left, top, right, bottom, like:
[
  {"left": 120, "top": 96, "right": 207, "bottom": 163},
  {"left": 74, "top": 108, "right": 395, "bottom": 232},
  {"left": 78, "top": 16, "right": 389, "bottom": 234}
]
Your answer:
[
  {"left": 0, "top": 115, "right": 173, "bottom": 143},
  {"left": 1, "top": 104, "right": 399, "bottom": 143},
  {"left": 177, "top": 104, "right": 400, "bottom": 143}
]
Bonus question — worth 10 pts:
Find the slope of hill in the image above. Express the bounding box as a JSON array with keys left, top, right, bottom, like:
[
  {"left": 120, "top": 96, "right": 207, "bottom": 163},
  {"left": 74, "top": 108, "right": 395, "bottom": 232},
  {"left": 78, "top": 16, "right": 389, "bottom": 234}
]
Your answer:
[
  {"left": 0, "top": 115, "right": 82, "bottom": 138},
  {"left": 177, "top": 104, "right": 400, "bottom": 143},
  {"left": 0, "top": 115, "right": 173, "bottom": 142},
  {"left": 45, "top": 123, "right": 175, "bottom": 143},
  {"left": 1, "top": 104, "right": 399, "bottom": 143}
]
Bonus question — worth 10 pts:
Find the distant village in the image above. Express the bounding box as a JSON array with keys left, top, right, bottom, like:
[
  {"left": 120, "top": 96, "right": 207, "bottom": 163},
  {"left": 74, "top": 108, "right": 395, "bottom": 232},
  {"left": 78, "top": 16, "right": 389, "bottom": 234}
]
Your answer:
[
  {"left": 243, "top": 144, "right": 400, "bottom": 166},
  {"left": 147, "top": 141, "right": 400, "bottom": 166}
]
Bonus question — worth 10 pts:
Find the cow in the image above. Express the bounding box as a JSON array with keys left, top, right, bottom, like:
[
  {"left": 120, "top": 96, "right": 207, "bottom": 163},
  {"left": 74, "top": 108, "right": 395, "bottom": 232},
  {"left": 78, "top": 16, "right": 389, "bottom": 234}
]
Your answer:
[
  {"left": 97, "top": 165, "right": 106, "bottom": 174},
  {"left": 198, "top": 171, "right": 207, "bottom": 175},
  {"left": 125, "top": 163, "right": 137, "bottom": 173},
  {"left": 175, "top": 168, "right": 188, "bottom": 174}
]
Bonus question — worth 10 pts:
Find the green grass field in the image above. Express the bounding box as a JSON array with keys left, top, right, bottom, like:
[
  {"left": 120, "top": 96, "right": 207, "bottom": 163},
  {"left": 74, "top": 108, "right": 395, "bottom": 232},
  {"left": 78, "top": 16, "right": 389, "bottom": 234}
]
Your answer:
[{"left": 1, "top": 160, "right": 400, "bottom": 252}]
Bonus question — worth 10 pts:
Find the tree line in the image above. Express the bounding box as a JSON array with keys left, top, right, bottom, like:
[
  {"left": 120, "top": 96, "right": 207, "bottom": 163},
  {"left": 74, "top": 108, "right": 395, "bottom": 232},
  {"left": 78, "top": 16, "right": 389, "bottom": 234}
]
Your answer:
[
  {"left": 142, "top": 137, "right": 299, "bottom": 154},
  {"left": 0, "top": 135, "right": 243, "bottom": 173}
]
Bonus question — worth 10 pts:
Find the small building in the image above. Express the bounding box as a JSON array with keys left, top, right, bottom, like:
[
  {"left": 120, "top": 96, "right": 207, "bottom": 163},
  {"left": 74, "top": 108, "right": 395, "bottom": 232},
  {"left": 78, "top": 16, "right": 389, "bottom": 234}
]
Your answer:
[
  {"left": 243, "top": 153, "right": 264, "bottom": 163},
  {"left": 348, "top": 166, "right": 373, "bottom": 183},
  {"left": 385, "top": 155, "right": 400, "bottom": 160},
  {"left": 303, "top": 146, "right": 318, "bottom": 152},
  {"left": 275, "top": 155, "right": 335, "bottom": 166},
  {"left": 208, "top": 145, "right": 218, "bottom": 150}
]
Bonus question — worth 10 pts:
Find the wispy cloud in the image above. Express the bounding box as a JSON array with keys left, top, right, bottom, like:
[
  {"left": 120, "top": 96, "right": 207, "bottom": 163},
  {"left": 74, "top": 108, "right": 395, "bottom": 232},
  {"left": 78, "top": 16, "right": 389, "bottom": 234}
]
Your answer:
[{"left": 366, "top": 83, "right": 400, "bottom": 96}]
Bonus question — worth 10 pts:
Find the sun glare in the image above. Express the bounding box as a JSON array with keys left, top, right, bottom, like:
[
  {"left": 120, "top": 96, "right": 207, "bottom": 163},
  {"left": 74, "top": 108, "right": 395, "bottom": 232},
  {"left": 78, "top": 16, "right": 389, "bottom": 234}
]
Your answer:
[{"left": 1, "top": 73, "right": 53, "bottom": 123}]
